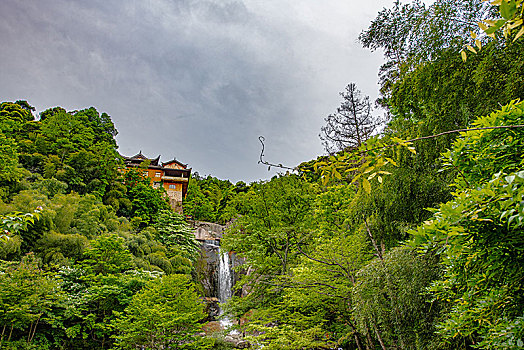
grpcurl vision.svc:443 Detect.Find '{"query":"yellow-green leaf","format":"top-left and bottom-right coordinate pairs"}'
top-left (378, 176), bottom-right (383, 184)
top-left (514, 25), bottom-right (524, 41)
top-left (344, 167), bottom-right (359, 173)
top-left (385, 157), bottom-right (398, 167)
top-left (467, 45), bottom-right (477, 53)
top-left (391, 136), bottom-right (403, 143)
top-left (363, 167), bottom-right (374, 174)
top-left (362, 178), bottom-right (371, 194)
top-left (470, 31), bottom-right (477, 39)
top-left (478, 21), bottom-right (489, 31)
top-left (508, 19), bottom-right (523, 29)
top-left (475, 39), bottom-right (482, 50)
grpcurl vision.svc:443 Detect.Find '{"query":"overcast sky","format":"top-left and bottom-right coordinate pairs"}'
top-left (1, 0), bottom-right (419, 183)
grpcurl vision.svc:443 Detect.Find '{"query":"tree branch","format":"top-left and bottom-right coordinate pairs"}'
top-left (258, 136), bottom-right (296, 171)
top-left (259, 124), bottom-right (524, 171)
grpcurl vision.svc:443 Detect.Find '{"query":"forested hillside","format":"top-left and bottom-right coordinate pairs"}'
top-left (0, 103), bottom-right (212, 349)
top-left (1, 0), bottom-right (523, 349)
top-left (215, 1), bottom-right (524, 349)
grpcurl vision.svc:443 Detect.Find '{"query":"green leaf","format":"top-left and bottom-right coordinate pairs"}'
top-left (500, 0), bottom-right (516, 20)
top-left (485, 19), bottom-right (507, 34)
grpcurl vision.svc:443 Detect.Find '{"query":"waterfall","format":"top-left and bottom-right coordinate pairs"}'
top-left (218, 248), bottom-right (232, 303)
top-left (218, 248), bottom-right (238, 333)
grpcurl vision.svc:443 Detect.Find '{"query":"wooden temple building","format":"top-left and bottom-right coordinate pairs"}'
top-left (122, 152), bottom-right (191, 213)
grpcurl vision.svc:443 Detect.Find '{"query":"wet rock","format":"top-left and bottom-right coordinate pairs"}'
top-left (224, 334), bottom-right (251, 348)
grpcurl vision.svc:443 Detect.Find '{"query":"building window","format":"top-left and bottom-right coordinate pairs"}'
top-left (155, 172), bottom-right (161, 177)
top-left (169, 184), bottom-right (176, 190)
top-left (142, 171), bottom-right (148, 177)
top-left (153, 182), bottom-right (161, 188)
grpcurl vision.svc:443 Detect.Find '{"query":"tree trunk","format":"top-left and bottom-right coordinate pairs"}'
top-left (372, 321), bottom-right (387, 350)
top-left (353, 333), bottom-right (364, 350)
top-left (7, 324), bottom-right (13, 342)
top-left (364, 325), bottom-right (374, 350)
top-left (0, 324), bottom-right (6, 347)
top-left (30, 316), bottom-right (41, 344)
top-left (27, 321), bottom-right (34, 344)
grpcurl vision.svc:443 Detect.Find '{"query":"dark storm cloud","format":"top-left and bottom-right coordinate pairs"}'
top-left (0, 0), bottom-right (393, 182)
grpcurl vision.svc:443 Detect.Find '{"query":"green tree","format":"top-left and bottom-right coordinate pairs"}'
top-left (247, 231), bottom-right (370, 350)
top-left (184, 174), bottom-right (240, 223)
top-left (83, 234), bottom-right (133, 275)
top-left (0, 208), bottom-right (41, 260)
top-left (112, 274), bottom-right (212, 349)
top-left (0, 134), bottom-right (23, 200)
top-left (221, 175), bottom-right (318, 339)
top-left (352, 247), bottom-right (440, 349)
top-left (0, 254), bottom-right (62, 348)
top-left (223, 175), bottom-right (316, 283)
top-left (121, 170), bottom-right (170, 226)
top-left (1, 101), bottom-right (121, 200)
top-left (411, 101), bottom-right (524, 348)
top-left (152, 210), bottom-right (200, 262)
top-left (0, 102), bottom-right (32, 199)
top-left (359, 0), bottom-right (494, 106)
top-left (56, 266), bottom-right (153, 350)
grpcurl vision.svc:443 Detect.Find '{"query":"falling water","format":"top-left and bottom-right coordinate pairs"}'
top-left (218, 248), bottom-right (232, 303)
top-left (218, 248), bottom-right (238, 332)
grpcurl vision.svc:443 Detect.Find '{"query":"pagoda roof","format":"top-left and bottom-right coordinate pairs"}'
top-left (122, 151), bottom-right (161, 166)
top-left (162, 158), bottom-right (188, 168)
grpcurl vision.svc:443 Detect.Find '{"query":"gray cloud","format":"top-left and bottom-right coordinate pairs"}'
top-left (1, 0), bottom-right (397, 182)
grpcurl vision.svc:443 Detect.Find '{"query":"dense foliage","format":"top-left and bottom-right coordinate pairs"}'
top-left (1, 0), bottom-right (522, 349)
top-left (214, 1), bottom-right (524, 349)
top-left (183, 173), bottom-right (250, 224)
top-left (112, 274), bottom-right (213, 349)
top-left (0, 103), bottom-right (210, 349)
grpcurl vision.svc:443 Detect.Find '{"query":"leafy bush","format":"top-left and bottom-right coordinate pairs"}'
top-left (112, 274), bottom-right (212, 349)
top-left (412, 101), bottom-right (524, 348)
